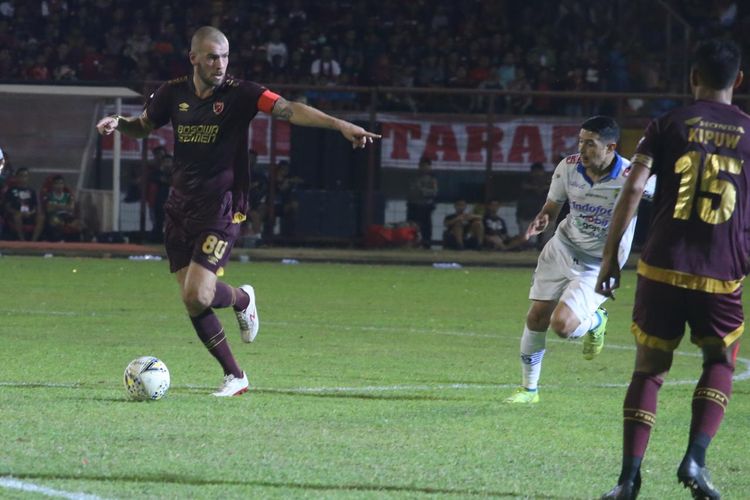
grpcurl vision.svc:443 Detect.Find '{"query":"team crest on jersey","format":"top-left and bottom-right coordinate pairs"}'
top-left (213, 102), bottom-right (224, 115)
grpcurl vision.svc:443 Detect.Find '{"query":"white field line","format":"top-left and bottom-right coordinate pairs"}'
top-left (0, 476), bottom-right (109, 500)
top-left (3, 345), bottom-right (749, 395)
top-left (2, 309), bottom-right (749, 392)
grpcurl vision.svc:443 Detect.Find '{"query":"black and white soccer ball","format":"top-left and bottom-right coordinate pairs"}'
top-left (123, 356), bottom-right (170, 401)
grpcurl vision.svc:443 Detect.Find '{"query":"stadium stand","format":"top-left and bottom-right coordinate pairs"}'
top-left (0, 0), bottom-right (746, 246)
top-left (2, 0), bottom-right (745, 111)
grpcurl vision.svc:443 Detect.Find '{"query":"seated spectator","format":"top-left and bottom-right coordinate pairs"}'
top-left (42, 175), bottom-right (81, 241)
top-left (443, 199), bottom-right (484, 250)
top-left (3, 167), bottom-right (44, 241)
top-left (483, 200), bottom-right (528, 251)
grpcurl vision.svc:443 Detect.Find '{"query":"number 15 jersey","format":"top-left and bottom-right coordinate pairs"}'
top-left (633, 100), bottom-right (750, 291)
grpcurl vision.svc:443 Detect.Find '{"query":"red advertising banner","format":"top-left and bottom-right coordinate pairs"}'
top-left (101, 106), bottom-right (580, 171)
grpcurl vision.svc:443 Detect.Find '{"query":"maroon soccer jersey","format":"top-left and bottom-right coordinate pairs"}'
top-left (633, 100), bottom-right (750, 289)
top-left (145, 76), bottom-right (267, 218)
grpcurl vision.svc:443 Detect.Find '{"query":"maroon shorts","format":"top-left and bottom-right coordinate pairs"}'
top-left (163, 191), bottom-right (241, 274)
top-left (632, 275), bottom-right (744, 350)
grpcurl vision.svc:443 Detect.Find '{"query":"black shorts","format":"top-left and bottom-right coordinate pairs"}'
top-left (163, 191), bottom-right (241, 274)
top-left (631, 275), bottom-right (744, 351)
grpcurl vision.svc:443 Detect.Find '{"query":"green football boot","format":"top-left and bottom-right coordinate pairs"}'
top-left (504, 387), bottom-right (540, 404)
top-left (583, 307), bottom-right (608, 360)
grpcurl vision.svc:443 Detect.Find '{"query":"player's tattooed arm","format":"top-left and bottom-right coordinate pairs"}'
top-left (271, 97), bottom-right (295, 120)
top-left (271, 97), bottom-right (345, 131)
top-left (271, 97), bottom-right (381, 148)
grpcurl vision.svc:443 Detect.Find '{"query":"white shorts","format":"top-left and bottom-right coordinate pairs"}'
top-left (529, 235), bottom-right (607, 322)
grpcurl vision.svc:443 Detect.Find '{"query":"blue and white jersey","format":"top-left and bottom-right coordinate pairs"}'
top-left (548, 152), bottom-right (654, 263)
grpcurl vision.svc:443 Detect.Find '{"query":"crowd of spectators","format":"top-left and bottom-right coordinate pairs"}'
top-left (1, 0), bottom-right (746, 113)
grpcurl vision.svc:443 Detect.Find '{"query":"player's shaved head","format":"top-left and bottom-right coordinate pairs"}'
top-left (191, 26), bottom-right (228, 52)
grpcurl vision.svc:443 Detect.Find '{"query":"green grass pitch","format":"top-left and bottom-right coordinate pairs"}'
top-left (1, 255), bottom-right (748, 499)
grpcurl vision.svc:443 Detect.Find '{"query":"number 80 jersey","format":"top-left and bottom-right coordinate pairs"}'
top-left (633, 100), bottom-right (750, 289)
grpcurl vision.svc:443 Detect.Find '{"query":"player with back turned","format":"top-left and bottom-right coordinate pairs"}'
top-left (596, 39), bottom-right (748, 499)
top-left (97, 26), bottom-right (380, 397)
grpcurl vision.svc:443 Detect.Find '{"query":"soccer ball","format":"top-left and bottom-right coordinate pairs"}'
top-left (123, 356), bottom-right (170, 401)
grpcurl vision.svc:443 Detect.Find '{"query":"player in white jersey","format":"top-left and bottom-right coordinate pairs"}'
top-left (505, 116), bottom-right (655, 404)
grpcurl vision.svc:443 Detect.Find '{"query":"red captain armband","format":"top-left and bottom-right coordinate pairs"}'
top-left (258, 90), bottom-right (281, 114)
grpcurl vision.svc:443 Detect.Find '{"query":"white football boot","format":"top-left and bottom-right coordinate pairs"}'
top-left (212, 372), bottom-right (249, 397)
top-left (235, 284), bottom-right (259, 343)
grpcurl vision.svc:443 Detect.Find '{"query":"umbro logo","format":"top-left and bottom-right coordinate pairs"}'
top-left (178, 102), bottom-right (189, 112)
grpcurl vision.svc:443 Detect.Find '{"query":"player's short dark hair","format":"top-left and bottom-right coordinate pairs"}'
top-left (581, 115), bottom-right (620, 143)
top-left (692, 38), bottom-right (741, 90)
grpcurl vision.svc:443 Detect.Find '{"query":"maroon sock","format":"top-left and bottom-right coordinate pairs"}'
top-left (622, 371), bottom-right (663, 461)
top-left (189, 308), bottom-right (243, 378)
top-left (687, 360), bottom-right (734, 462)
top-left (212, 282), bottom-right (250, 311)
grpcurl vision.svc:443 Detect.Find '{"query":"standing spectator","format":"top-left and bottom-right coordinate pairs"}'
top-left (497, 52), bottom-right (517, 89)
top-left (406, 156), bottom-right (438, 248)
top-left (288, 0), bottom-right (307, 26)
top-left (468, 54), bottom-right (493, 87)
top-left (286, 49), bottom-right (310, 83)
top-left (26, 54), bottom-right (50, 80)
top-left (507, 67), bottom-right (532, 115)
top-left (416, 52), bottom-right (445, 87)
top-left (475, 67), bottom-right (505, 113)
top-left (3, 167), bottom-right (44, 241)
top-left (516, 162), bottom-right (551, 249)
top-left (123, 23), bottom-right (151, 65)
top-left (337, 29), bottom-right (364, 79)
top-left (526, 34), bottom-right (557, 71)
top-left (310, 45), bottom-right (341, 85)
top-left (78, 44), bottom-right (104, 80)
top-left (443, 199), bottom-right (484, 250)
top-left (265, 28), bottom-right (288, 68)
top-left (532, 68), bottom-right (556, 115)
